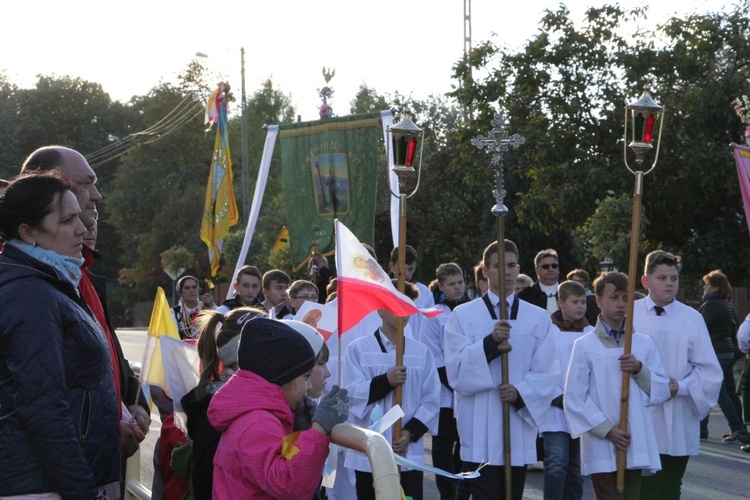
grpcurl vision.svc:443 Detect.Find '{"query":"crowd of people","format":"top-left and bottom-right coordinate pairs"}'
top-left (0, 145), bottom-right (746, 500)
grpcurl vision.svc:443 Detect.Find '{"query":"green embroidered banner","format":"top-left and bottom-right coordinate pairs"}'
top-left (280, 113), bottom-right (382, 265)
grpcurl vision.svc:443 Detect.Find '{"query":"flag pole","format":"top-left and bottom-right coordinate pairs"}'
top-left (617, 85), bottom-right (664, 492)
top-left (471, 114), bottom-right (525, 499)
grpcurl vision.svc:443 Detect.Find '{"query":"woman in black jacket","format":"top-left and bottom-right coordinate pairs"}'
top-left (0, 172), bottom-right (120, 499)
top-left (698, 270), bottom-right (747, 443)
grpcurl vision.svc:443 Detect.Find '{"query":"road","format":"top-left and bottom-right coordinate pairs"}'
top-left (117, 328), bottom-right (750, 499)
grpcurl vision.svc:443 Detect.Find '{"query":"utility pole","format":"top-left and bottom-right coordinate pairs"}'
top-left (463, 0), bottom-right (473, 120)
top-left (241, 47), bottom-right (250, 223)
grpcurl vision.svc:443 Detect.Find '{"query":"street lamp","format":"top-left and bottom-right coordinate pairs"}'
top-left (617, 84), bottom-right (665, 492)
top-left (385, 111), bottom-right (424, 449)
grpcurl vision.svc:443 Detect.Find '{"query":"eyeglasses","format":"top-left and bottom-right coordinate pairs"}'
top-left (539, 263), bottom-right (559, 270)
top-left (292, 295), bottom-right (319, 301)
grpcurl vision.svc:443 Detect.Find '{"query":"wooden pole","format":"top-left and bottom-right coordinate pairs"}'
top-left (393, 192), bottom-right (407, 449)
top-left (495, 215), bottom-right (513, 499)
top-left (616, 170), bottom-right (644, 492)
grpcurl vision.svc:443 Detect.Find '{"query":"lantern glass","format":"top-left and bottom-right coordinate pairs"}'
top-left (390, 112), bottom-right (423, 170)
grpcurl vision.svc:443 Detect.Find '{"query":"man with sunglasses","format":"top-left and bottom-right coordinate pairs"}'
top-left (518, 249), bottom-right (561, 314)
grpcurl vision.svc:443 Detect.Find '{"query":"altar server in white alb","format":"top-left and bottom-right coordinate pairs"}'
top-left (633, 250), bottom-right (721, 500)
top-left (445, 240), bottom-right (559, 500)
top-left (564, 271), bottom-right (670, 500)
top-left (343, 280), bottom-right (440, 500)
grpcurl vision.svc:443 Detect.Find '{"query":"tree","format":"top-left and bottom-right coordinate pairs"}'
top-left (106, 83), bottom-right (211, 300)
top-left (446, 4), bottom-right (750, 293)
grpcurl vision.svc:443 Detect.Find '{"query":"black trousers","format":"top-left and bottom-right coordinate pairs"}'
top-left (639, 454), bottom-right (690, 500)
top-left (432, 407), bottom-right (471, 500)
top-left (355, 469), bottom-right (423, 500)
top-left (461, 462), bottom-right (527, 500)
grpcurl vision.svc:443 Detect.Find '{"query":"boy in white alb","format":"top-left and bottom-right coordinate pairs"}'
top-left (444, 240), bottom-right (559, 500)
top-left (633, 251), bottom-right (721, 500)
top-left (419, 262), bottom-right (471, 500)
top-left (343, 280), bottom-right (439, 500)
top-left (540, 280), bottom-right (594, 500)
top-left (564, 272), bottom-right (670, 500)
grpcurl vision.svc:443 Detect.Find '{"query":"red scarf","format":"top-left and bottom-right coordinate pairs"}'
top-left (79, 247), bottom-right (122, 417)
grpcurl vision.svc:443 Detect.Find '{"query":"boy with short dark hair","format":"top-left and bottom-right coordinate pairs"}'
top-left (564, 272), bottom-right (670, 500)
top-left (474, 263), bottom-right (489, 297)
top-left (540, 280), bottom-right (593, 500)
top-left (262, 269), bottom-right (292, 318)
top-left (218, 265), bottom-right (263, 314)
top-left (445, 240), bottom-right (558, 500)
top-left (633, 250), bottom-right (722, 500)
top-left (286, 280), bottom-right (319, 319)
top-left (389, 245), bottom-right (435, 342)
top-left (343, 280), bottom-right (440, 500)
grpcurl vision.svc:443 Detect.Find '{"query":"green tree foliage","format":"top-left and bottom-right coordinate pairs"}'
top-left (0, 73), bottom-right (19, 178)
top-left (106, 83), bottom-right (210, 298)
top-left (446, 4), bottom-right (750, 291)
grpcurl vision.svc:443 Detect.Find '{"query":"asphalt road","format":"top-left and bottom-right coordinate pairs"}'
top-left (117, 328), bottom-right (750, 499)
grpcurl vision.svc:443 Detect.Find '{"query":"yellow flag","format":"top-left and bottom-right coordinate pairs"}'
top-left (200, 90), bottom-right (239, 276)
top-left (139, 287), bottom-right (181, 392)
top-left (271, 226), bottom-right (290, 253)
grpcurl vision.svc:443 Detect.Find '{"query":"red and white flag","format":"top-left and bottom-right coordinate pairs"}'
top-left (294, 300), bottom-right (338, 341)
top-left (335, 219), bottom-right (441, 336)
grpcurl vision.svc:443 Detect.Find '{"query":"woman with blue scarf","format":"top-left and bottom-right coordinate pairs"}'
top-left (0, 172), bottom-right (120, 499)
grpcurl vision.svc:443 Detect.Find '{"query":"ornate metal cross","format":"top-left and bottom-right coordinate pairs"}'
top-left (471, 114), bottom-right (526, 216)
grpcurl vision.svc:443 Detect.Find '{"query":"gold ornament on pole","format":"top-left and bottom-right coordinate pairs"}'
top-left (471, 113), bottom-right (525, 499)
top-left (617, 84), bottom-right (665, 492)
top-left (385, 111), bottom-right (424, 451)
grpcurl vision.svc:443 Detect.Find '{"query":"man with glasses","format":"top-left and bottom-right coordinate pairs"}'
top-left (518, 248), bottom-right (561, 314)
top-left (285, 279), bottom-right (320, 319)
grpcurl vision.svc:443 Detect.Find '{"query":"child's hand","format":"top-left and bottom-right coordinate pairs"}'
top-left (387, 366), bottom-right (407, 387)
top-left (312, 385), bottom-right (349, 434)
top-left (668, 376), bottom-right (679, 397)
top-left (606, 426), bottom-right (631, 451)
top-left (392, 429), bottom-right (411, 455)
top-left (619, 353), bottom-right (642, 374)
top-left (492, 320), bottom-right (511, 343)
top-left (497, 383), bottom-right (518, 403)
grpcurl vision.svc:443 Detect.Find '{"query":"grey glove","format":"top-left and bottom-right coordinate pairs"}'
top-left (312, 385), bottom-right (349, 434)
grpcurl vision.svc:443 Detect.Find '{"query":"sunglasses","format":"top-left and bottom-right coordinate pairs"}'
top-left (539, 263), bottom-right (559, 270)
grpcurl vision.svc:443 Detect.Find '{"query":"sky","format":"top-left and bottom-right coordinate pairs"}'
top-left (1, 0), bottom-right (741, 122)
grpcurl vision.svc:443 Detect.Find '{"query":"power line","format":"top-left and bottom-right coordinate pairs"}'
top-left (86, 95), bottom-right (205, 169)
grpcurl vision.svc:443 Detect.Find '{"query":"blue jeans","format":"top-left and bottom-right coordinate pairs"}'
top-left (542, 432), bottom-right (584, 500)
top-left (701, 352), bottom-right (744, 435)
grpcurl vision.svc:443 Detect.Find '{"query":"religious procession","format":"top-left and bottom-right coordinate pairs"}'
top-left (2, 4), bottom-right (750, 500)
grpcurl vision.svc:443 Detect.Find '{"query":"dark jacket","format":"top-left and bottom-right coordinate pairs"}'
top-left (518, 281), bottom-right (554, 310)
top-left (86, 248), bottom-right (148, 413)
top-left (699, 293), bottom-right (739, 355)
top-left (182, 384), bottom-right (223, 500)
top-left (0, 245), bottom-right (120, 499)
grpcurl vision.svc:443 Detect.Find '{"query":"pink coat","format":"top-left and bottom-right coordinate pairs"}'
top-left (207, 369), bottom-right (330, 499)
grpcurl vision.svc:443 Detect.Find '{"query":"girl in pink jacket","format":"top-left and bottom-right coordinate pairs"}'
top-left (207, 317), bottom-right (349, 499)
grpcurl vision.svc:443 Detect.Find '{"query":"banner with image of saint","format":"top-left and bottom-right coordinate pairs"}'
top-left (280, 112), bottom-right (382, 265)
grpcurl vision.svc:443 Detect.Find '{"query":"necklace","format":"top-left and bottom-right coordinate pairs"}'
top-left (179, 300), bottom-right (204, 338)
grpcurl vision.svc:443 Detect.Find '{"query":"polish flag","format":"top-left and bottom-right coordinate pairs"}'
top-left (335, 219), bottom-right (441, 336)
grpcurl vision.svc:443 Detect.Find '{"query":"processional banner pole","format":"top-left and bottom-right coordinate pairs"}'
top-left (472, 114), bottom-right (525, 499)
